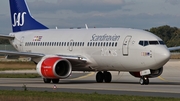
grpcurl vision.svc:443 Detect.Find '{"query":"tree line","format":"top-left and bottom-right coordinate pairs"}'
top-left (0, 25), bottom-right (180, 47)
top-left (147, 25), bottom-right (180, 47)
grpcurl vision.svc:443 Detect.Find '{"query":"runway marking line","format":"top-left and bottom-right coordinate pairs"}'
top-left (158, 76), bottom-right (169, 82)
top-left (70, 72), bottom-right (95, 80)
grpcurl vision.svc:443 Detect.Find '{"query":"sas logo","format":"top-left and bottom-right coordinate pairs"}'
top-left (12, 12), bottom-right (27, 27)
top-left (33, 36), bottom-right (43, 41)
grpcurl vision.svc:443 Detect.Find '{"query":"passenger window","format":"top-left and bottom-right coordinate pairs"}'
top-left (112, 42), bottom-right (114, 47)
top-left (95, 42), bottom-right (97, 46)
top-left (101, 42), bottom-right (103, 46)
top-left (109, 42), bottom-right (111, 46)
top-left (87, 42), bottom-right (89, 46)
top-left (115, 42), bottom-right (117, 47)
top-left (90, 42), bottom-right (92, 46)
top-left (103, 42), bottom-right (106, 46)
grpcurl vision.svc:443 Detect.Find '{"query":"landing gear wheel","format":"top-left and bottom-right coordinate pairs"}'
top-left (139, 77), bottom-right (149, 85)
top-left (144, 77), bottom-right (149, 85)
top-left (104, 72), bottom-right (112, 83)
top-left (139, 78), bottom-right (144, 85)
top-left (43, 78), bottom-right (51, 83)
top-left (96, 71), bottom-right (104, 83)
top-left (52, 79), bottom-right (59, 84)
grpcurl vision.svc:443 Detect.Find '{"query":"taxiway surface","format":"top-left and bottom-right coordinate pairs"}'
top-left (0, 59), bottom-right (180, 98)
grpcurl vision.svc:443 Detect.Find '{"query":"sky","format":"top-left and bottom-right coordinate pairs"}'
top-left (0, 0), bottom-right (180, 33)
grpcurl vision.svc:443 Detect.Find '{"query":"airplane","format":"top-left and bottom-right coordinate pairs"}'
top-left (0, 0), bottom-right (179, 85)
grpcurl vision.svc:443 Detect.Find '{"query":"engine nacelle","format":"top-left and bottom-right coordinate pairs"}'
top-left (129, 67), bottom-right (163, 78)
top-left (36, 57), bottom-right (72, 79)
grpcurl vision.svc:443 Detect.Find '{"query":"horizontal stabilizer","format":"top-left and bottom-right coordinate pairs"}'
top-left (0, 34), bottom-right (14, 40)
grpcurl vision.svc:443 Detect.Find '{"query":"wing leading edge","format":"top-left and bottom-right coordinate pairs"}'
top-left (168, 46), bottom-right (180, 51)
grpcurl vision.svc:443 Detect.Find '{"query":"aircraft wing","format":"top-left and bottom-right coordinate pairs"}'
top-left (0, 34), bottom-right (14, 40)
top-left (0, 50), bottom-right (44, 57)
top-left (168, 46), bottom-right (180, 51)
top-left (0, 50), bottom-right (87, 63)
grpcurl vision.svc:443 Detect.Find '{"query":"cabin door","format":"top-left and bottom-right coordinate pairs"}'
top-left (122, 36), bottom-right (132, 56)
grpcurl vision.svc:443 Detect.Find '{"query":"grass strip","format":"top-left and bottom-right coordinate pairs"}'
top-left (0, 90), bottom-right (179, 101)
top-left (0, 73), bottom-right (40, 78)
top-left (0, 61), bottom-right (35, 71)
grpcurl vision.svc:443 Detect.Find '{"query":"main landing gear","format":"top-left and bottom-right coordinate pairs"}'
top-left (96, 71), bottom-right (112, 83)
top-left (139, 76), bottom-right (149, 85)
top-left (43, 78), bottom-right (60, 84)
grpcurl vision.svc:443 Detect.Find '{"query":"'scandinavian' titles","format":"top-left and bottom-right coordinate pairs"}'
top-left (90, 34), bottom-right (120, 41)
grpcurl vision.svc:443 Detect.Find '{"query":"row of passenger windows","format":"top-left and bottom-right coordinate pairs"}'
top-left (139, 40), bottom-right (165, 46)
top-left (25, 42), bottom-right (85, 47)
top-left (87, 42), bottom-right (118, 47)
top-left (25, 41), bottom-right (118, 47)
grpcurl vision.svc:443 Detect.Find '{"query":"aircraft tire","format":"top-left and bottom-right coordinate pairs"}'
top-left (140, 78), bottom-right (144, 85)
top-left (104, 71), bottom-right (112, 83)
top-left (144, 77), bottom-right (149, 85)
top-left (43, 78), bottom-right (51, 83)
top-left (52, 79), bottom-right (60, 84)
top-left (96, 71), bottom-right (104, 83)
top-left (139, 77), bottom-right (149, 85)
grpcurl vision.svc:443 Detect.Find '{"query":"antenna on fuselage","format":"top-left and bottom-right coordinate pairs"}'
top-left (85, 24), bottom-right (88, 29)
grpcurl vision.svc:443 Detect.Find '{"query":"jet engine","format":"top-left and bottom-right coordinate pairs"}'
top-left (129, 67), bottom-right (163, 78)
top-left (36, 57), bottom-right (72, 79)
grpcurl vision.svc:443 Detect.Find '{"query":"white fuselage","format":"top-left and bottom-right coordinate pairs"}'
top-left (9, 28), bottom-right (170, 72)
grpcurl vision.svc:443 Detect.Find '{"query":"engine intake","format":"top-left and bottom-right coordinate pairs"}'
top-left (37, 57), bottom-right (72, 79)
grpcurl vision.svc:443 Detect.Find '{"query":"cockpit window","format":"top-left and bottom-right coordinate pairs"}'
top-left (149, 41), bottom-right (159, 45)
top-left (139, 41), bottom-right (143, 46)
top-left (159, 41), bottom-right (165, 45)
top-left (139, 40), bottom-right (149, 46)
top-left (144, 41), bottom-right (149, 46)
top-left (139, 40), bottom-right (165, 46)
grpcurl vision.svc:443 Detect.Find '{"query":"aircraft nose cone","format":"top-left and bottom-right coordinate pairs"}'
top-left (155, 47), bottom-right (170, 66)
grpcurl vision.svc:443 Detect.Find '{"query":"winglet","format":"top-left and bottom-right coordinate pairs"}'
top-left (9, 0), bottom-right (48, 32)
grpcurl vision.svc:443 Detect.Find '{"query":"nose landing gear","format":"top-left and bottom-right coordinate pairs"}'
top-left (140, 76), bottom-right (149, 85)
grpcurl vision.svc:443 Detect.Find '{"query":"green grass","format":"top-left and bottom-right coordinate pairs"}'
top-left (0, 90), bottom-right (179, 101)
top-left (0, 61), bottom-right (35, 71)
top-left (0, 73), bottom-right (41, 78)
